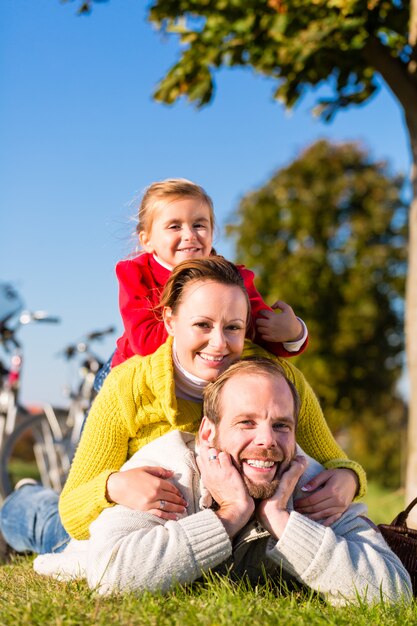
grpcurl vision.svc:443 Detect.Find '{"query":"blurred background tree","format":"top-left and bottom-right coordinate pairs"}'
top-left (227, 140), bottom-right (408, 487)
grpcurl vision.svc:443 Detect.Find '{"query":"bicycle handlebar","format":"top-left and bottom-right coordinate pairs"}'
top-left (59, 326), bottom-right (116, 361)
top-left (19, 311), bottom-right (61, 325)
top-left (85, 326), bottom-right (116, 341)
top-left (33, 315), bottom-right (61, 324)
top-left (0, 311), bottom-right (61, 351)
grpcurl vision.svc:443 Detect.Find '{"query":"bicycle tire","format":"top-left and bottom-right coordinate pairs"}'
top-left (0, 413), bottom-right (71, 498)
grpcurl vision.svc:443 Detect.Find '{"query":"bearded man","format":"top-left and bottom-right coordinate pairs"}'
top-left (33, 358), bottom-right (412, 605)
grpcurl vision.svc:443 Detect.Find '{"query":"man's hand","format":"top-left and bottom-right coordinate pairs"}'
top-left (294, 468), bottom-right (359, 526)
top-left (256, 301), bottom-right (303, 344)
top-left (256, 455), bottom-right (307, 539)
top-left (197, 445), bottom-right (254, 538)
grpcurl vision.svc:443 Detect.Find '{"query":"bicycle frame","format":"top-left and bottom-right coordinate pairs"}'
top-left (0, 322), bottom-right (115, 497)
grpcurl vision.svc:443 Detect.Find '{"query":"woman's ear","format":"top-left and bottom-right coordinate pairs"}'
top-left (139, 230), bottom-right (153, 253)
top-left (199, 416), bottom-right (216, 446)
top-left (163, 306), bottom-right (175, 336)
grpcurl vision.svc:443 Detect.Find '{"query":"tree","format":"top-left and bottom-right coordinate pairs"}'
top-left (228, 139), bottom-right (407, 487)
top-left (74, 0), bottom-right (417, 518)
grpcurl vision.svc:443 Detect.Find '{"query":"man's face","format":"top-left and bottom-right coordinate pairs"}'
top-left (205, 371), bottom-right (297, 499)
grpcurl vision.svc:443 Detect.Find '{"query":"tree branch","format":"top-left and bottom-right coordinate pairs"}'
top-left (362, 36), bottom-right (417, 125)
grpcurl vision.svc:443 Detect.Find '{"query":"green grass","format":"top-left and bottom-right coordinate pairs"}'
top-left (0, 481), bottom-right (414, 625)
top-left (362, 483), bottom-right (406, 525)
top-left (0, 558), bottom-right (415, 626)
top-left (6, 459), bottom-right (43, 485)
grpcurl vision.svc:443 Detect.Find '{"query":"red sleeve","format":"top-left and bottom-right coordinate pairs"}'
top-left (238, 265), bottom-right (308, 358)
top-left (115, 258), bottom-right (168, 359)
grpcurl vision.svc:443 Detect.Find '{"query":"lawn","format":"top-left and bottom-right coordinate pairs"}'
top-left (0, 557), bottom-right (415, 626)
top-left (0, 482), bottom-right (414, 625)
top-left (362, 482), bottom-right (406, 525)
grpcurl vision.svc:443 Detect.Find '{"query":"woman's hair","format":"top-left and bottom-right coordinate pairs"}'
top-left (135, 178), bottom-right (216, 236)
top-left (203, 357), bottom-right (301, 427)
top-left (158, 255), bottom-right (251, 329)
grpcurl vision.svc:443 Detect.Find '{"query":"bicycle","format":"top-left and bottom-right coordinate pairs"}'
top-left (0, 325), bottom-right (115, 498)
top-left (0, 289), bottom-right (61, 498)
top-left (55, 325), bottom-right (116, 460)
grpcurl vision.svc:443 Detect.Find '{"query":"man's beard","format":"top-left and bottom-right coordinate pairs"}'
top-left (213, 437), bottom-right (282, 500)
top-left (243, 475), bottom-right (280, 500)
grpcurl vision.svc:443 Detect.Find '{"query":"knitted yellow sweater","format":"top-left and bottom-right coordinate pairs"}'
top-left (59, 338), bottom-right (367, 540)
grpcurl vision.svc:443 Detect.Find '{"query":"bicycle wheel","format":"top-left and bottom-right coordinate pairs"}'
top-left (0, 413), bottom-right (71, 498)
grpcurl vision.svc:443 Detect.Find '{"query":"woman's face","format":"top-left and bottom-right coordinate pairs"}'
top-left (164, 280), bottom-right (248, 382)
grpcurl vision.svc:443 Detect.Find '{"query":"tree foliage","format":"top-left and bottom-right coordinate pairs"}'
top-left (228, 140), bottom-right (407, 486)
top-left (143, 0), bottom-right (416, 120)
top-left (71, 1), bottom-right (416, 120)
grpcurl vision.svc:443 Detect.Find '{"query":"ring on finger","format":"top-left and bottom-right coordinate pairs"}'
top-left (159, 499), bottom-right (166, 510)
top-left (208, 454), bottom-right (217, 461)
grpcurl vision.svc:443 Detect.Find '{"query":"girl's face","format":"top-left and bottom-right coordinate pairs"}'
top-left (139, 198), bottom-right (213, 268)
top-left (164, 280), bottom-right (248, 382)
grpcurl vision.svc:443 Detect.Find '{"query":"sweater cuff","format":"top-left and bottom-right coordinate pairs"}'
top-left (94, 469), bottom-right (118, 510)
top-left (282, 318), bottom-right (308, 352)
top-left (323, 459), bottom-right (367, 500)
top-left (267, 511), bottom-right (328, 578)
top-left (179, 509), bottom-right (232, 570)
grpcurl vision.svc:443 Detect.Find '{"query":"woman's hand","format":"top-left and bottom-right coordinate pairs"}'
top-left (106, 466), bottom-right (188, 520)
top-left (294, 468), bottom-right (359, 526)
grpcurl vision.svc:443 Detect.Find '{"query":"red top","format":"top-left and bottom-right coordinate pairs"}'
top-left (112, 253), bottom-right (307, 367)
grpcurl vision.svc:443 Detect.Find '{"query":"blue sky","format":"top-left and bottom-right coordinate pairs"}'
top-left (0, 0), bottom-right (411, 407)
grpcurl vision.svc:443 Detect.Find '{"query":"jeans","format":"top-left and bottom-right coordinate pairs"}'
top-left (93, 353), bottom-right (113, 392)
top-left (0, 353), bottom-right (114, 555)
top-left (0, 485), bottom-right (69, 554)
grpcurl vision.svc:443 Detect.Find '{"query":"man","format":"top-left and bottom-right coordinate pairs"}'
top-left (34, 358), bottom-right (412, 605)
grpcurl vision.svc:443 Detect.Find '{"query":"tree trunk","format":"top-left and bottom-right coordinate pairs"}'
top-left (405, 114), bottom-right (417, 528)
top-left (362, 34), bottom-right (417, 526)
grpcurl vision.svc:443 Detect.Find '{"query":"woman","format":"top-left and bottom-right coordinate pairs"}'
top-left (0, 257), bottom-right (365, 553)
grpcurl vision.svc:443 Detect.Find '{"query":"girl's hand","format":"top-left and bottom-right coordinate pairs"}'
top-left (294, 468), bottom-right (359, 526)
top-left (106, 466), bottom-right (188, 520)
top-left (256, 301), bottom-right (303, 344)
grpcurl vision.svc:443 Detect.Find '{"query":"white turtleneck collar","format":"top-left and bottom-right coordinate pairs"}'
top-left (153, 254), bottom-right (173, 272)
top-left (172, 339), bottom-right (208, 401)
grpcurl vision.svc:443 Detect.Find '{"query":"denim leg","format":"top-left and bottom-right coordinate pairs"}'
top-left (73, 353), bottom-right (114, 441)
top-left (93, 353), bottom-right (114, 392)
top-left (0, 485), bottom-right (70, 554)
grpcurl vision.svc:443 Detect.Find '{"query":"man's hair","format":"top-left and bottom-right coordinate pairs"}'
top-left (203, 357), bottom-right (301, 426)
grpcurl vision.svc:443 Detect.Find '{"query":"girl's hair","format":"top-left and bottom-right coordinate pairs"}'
top-left (203, 357), bottom-right (301, 427)
top-left (158, 255), bottom-right (251, 330)
top-left (136, 178), bottom-right (216, 236)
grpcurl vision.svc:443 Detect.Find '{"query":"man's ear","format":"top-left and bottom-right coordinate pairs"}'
top-left (139, 230), bottom-right (154, 253)
top-left (199, 416), bottom-right (216, 446)
top-left (163, 307), bottom-right (175, 336)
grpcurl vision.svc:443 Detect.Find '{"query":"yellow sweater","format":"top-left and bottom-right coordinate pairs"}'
top-left (59, 338), bottom-right (367, 540)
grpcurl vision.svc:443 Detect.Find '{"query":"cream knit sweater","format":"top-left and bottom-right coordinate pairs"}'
top-left (36, 431), bottom-right (410, 605)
